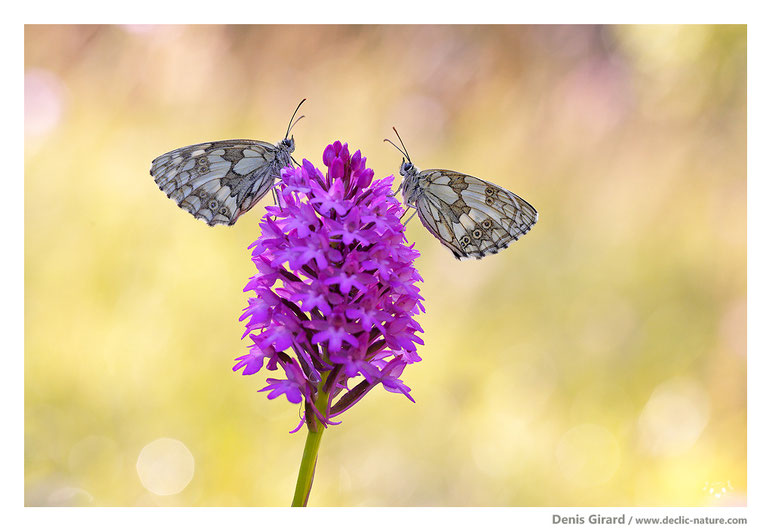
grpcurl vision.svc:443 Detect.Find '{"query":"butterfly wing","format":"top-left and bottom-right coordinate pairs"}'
top-left (413, 170), bottom-right (538, 259)
top-left (150, 139), bottom-right (284, 226)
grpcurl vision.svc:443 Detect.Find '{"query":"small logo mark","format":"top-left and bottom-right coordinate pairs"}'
top-left (703, 480), bottom-right (734, 499)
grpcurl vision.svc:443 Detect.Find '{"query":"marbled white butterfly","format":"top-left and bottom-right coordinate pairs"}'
top-left (150, 99), bottom-right (305, 226)
top-left (386, 128), bottom-right (538, 259)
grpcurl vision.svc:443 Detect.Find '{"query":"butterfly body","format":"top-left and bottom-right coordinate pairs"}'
top-left (397, 159), bottom-right (538, 260)
top-left (150, 138), bottom-right (294, 226)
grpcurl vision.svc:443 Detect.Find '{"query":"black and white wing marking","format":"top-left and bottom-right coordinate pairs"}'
top-left (150, 139), bottom-right (285, 226)
top-left (413, 170), bottom-right (538, 259)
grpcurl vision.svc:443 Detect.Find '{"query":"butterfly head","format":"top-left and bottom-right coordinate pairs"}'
top-left (280, 136), bottom-right (296, 153)
top-left (399, 158), bottom-right (417, 178)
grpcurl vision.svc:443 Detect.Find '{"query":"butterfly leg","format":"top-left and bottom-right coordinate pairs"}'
top-left (401, 208), bottom-right (419, 226)
top-left (389, 180), bottom-right (404, 198)
top-left (271, 185), bottom-right (286, 211)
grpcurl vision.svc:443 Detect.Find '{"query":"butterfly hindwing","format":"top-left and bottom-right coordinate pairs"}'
top-left (150, 139), bottom-right (285, 226)
top-left (413, 169), bottom-right (538, 260)
top-left (414, 192), bottom-right (467, 258)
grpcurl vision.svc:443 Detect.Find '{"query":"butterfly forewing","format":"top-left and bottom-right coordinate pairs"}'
top-left (410, 169), bottom-right (538, 260)
top-left (150, 139), bottom-right (288, 226)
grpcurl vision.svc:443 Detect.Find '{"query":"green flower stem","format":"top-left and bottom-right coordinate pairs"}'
top-left (291, 373), bottom-right (331, 507)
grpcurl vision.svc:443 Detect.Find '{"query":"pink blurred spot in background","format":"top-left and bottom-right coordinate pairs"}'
top-left (25, 68), bottom-right (66, 137)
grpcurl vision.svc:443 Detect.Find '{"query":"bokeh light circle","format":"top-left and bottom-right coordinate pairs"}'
top-left (136, 438), bottom-right (195, 496)
top-left (638, 377), bottom-right (710, 455)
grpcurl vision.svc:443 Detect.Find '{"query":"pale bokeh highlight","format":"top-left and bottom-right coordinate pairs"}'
top-left (136, 438), bottom-right (195, 496)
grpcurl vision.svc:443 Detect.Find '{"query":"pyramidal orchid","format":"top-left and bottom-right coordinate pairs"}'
top-left (233, 141), bottom-right (424, 506)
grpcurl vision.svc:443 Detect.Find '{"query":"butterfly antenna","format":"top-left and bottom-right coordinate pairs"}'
top-left (288, 115), bottom-right (305, 135)
top-left (383, 138), bottom-right (408, 159)
top-left (391, 127), bottom-right (412, 162)
top-left (285, 98), bottom-right (307, 139)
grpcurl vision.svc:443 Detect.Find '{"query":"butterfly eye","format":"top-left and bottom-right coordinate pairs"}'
top-left (472, 229), bottom-right (483, 239)
top-left (460, 236), bottom-right (471, 247)
top-left (485, 187), bottom-right (494, 196)
top-left (219, 207), bottom-right (228, 215)
top-left (482, 220), bottom-right (492, 229)
top-left (485, 197), bottom-right (495, 206)
top-left (208, 199), bottom-right (219, 210)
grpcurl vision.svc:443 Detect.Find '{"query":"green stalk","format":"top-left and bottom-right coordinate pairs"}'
top-left (291, 373), bottom-right (331, 507)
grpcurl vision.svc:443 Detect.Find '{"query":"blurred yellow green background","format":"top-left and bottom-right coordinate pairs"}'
top-left (24, 25), bottom-right (746, 506)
